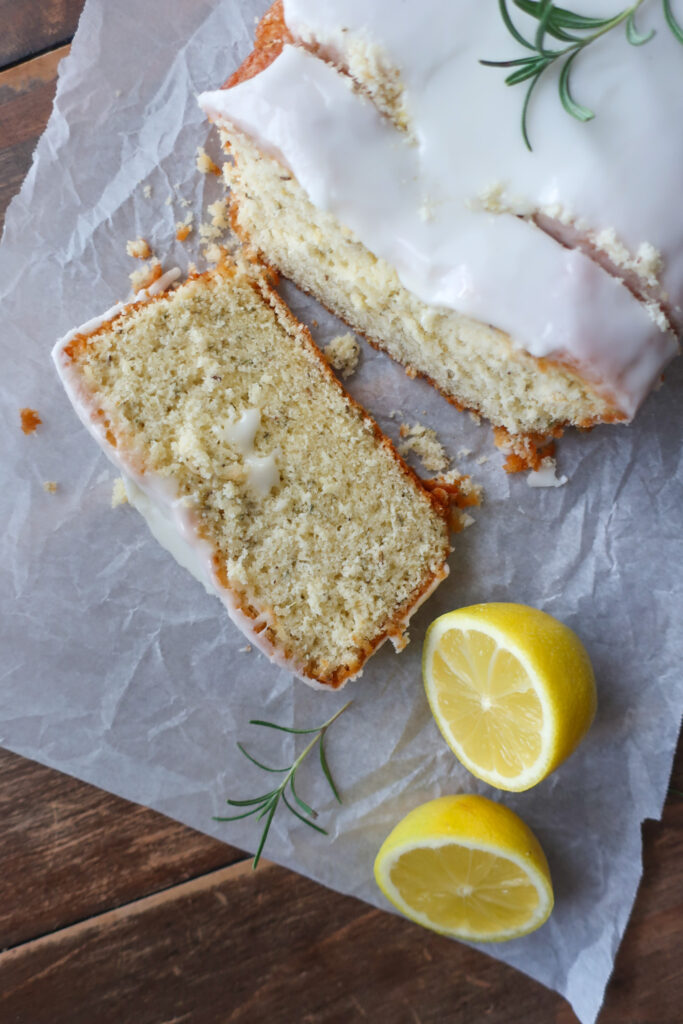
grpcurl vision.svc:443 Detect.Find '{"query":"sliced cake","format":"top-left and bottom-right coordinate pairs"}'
top-left (53, 260), bottom-right (451, 688)
top-left (198, 1), bottom-right (680, 462)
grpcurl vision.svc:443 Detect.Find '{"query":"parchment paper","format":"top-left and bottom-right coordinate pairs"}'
top-left (1, 3), bottom-right (682, 1021)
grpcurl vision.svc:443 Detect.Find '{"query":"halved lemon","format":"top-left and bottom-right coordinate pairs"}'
top-left (423, 603), bottom-right (596, 792)
top-left (374, 794), bottom-right (554, 941)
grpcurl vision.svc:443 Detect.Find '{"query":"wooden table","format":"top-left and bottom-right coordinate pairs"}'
top-left (1, 4), bottom-right (681, 1021)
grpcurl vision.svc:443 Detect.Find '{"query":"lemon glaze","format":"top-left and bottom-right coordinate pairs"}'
top-left (199, 0), bottom-right (682, 417)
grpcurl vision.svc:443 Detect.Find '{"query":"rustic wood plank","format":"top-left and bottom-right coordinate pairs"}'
top-left (0, 0), bottom-right (84, 69)
top-left (0, 47), bottom-right (69, 232)
top-left (0, 748), bottom-right (246, 950)
top-left (0, 785), bottom-right (680, 1024)
top-left (0, 859), bottom-right (569, 1024)
top-left (0, 776), bottom-right (679, 1024)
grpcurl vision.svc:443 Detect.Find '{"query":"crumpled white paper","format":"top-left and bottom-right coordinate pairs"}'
top-left (0, 2), bottom-right (681, 1021)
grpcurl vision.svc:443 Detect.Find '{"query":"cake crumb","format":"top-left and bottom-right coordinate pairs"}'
top-left (423, 469), bottom-right (482, 533)
top-left (20, 408), bottom-right (42, 434)
top-left (199, 220), bottom-right (222, 242)
top-left (208, 198), bottom-right (229, 230)
top-left (143, 184), bottom-right (153, 199)
top-left (165, 194), bottom-right (174, 207)
top-left (43, 481), bottom-right (58, 494)
top-left (175, 213), bottom-right (194, 242)
top-left (239, 644), bottom-right (252, 654)
top-left (130, 258), bottom-right (163, 292)
top-left (111, 478), bottom-right (129, 508)
top-left (203, 242), bottom-right (230, 265)
top-left (398, 422), bottom-right (449, 473)
top-left (324, 333), bottom-right (360, 379)
top-left (476, 455), bottom-right (489, 465)
top-left (196, 146), bottom-right (220, 176)
top-left (456, 448), bottom-right (472, 459)
top-left (126, 237), bottom-right (152, 260)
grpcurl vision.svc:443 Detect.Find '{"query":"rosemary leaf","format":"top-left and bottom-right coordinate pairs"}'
top-left (558, 51), bottom-right (595, 122)
top-left (218, 700), bottom-right (352, 869)
top-left (625, 10), bottom-right (656, 43)
top-left (664, 0), bottom-right (683, 43)
top-left (237, 741), bottom-right (290, 773)
top-left (483, 0), bottom-right (683, 148)
top-left (226, 792), bottom-right (277, 807)
top-left (282, 790), bottom-right (329, 833)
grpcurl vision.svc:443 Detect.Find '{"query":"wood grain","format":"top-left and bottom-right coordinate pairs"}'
top-left (0, 748), bottom-right (245, 950)
top-left (0, 0), bottom-right (84, 69)
top-left (0, 25), bottom-right (682, 1024)
top-left (0, 859), bottom-right (569, 1024)
top-left (0, 47), bottom-right (69, 232)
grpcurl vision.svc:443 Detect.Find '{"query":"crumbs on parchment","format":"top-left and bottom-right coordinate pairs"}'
top-left (111, 478), bottom-right (129, 508)
top-left (196, 146), bottom-right (220, 176)
top-left (126, 237), bottom-right (152, 260)
top-left (324, 333), bottom-right (360, 379)
top-left (20, 408), bottom-right (42, 434)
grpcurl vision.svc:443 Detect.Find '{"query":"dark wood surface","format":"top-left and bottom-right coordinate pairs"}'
top-left (0, 0), bottom-right (83, 68)
top-left (1, 6), bottom-right (682, 1023)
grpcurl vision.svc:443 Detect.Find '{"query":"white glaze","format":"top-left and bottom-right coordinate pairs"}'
top-left (527, 459), bottom-right (568, 489)
top-left (218, 407), bottom-right (280, 495)
top-left (198, 1), bottom-right (683, 416)
top-left (219, 407), bottom-right (261, 453)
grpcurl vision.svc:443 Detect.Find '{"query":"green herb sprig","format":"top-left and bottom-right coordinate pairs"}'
top-left (215, 699), bottom-right (352, 869)
top-left (482, 0), bottom-right (683, 150)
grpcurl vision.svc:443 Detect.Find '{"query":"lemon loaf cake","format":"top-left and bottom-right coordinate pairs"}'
top-left (52, 260), bottom-right (451, 688)
top-left (198, 0), bottom-right (680, 455)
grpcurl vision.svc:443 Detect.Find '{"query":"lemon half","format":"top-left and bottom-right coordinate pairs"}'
top-left (423, 603), bottom-right (597, 792)
top-left (374, 794), bottom-right (554, 942)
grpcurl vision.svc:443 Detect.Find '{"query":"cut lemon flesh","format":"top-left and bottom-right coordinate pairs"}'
top-left (374, 795), bottom-right (554, 942)
top-left (423, 604), bottom-right (597, 792)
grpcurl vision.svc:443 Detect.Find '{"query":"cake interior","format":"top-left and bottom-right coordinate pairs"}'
top-left (62, 265), bottom-right (450, 685)
top-left (224, 128), bottom-right (618, 440)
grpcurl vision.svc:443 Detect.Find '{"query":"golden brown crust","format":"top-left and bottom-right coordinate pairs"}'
top-left (225, 1), bottom-right (291, 89)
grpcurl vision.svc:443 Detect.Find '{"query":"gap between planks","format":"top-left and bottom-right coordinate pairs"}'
top-left (0, 855), bottom-right (262, 960)
top-left (0, 44), bottom-right (70, 95)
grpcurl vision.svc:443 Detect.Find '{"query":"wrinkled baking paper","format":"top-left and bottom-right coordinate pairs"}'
top-left (1, 3), bottom-right (681, 1021)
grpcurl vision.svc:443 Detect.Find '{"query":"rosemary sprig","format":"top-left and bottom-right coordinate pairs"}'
top-left (214, 699), bottom-right (352, 869)
top-left (482, 0), bottom-right (683, 150)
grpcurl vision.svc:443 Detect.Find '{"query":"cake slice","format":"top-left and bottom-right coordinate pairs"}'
top-left (198, 1), bottom-right (680, 463)
top-left (53, 260), bottom-right (451, 688)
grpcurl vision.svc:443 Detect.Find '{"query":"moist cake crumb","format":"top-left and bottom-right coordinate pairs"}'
top-left (43, 481), bottom-right (58, 493)
top-left (324, 333), bottom-right (360, 378)
top-left (126, 238), bottom-right (152, 260)
top-left (398, 421), bottom-right (449, 473)
top-left (54, 260), bottom-right (450, 687)
top-left (176, 214), bottom-right (194, 242)
top-left (208, 198), bottom-right (230, 230)
top-left (129, 258), bottom-right (163, 292)
top-left (196, 146), bottom-right (220, 176)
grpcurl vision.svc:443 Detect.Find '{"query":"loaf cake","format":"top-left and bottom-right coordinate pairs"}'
top-left (198, 0), bottom-right (681, 461)
top-left (52, 260), bottom-right (451, 688)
